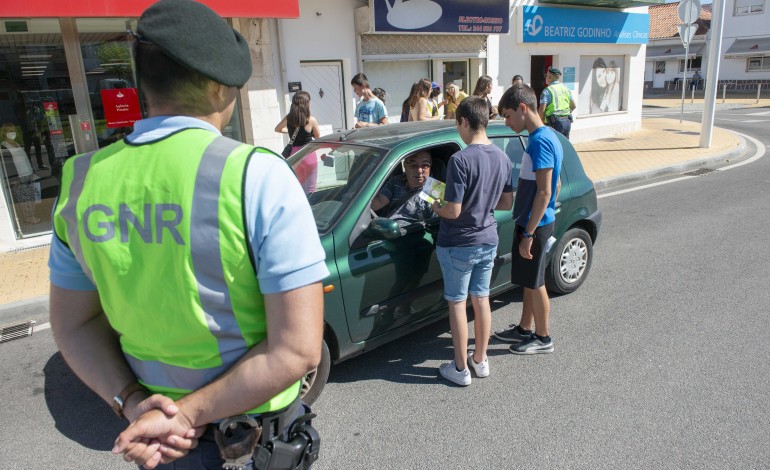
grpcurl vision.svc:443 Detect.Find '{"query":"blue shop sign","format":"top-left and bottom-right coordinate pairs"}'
top-left (522, 6), bottom-right (649, 44)
top-left (373, 0), bottom-right (509, 34)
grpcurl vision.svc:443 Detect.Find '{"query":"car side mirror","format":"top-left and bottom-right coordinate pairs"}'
top-left (366, 217), bottom-right (401, 240)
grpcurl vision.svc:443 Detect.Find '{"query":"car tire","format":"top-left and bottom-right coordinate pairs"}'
top-left (300, 339), bottom-right (330, 405)
top-left (545, 227), bottom-right (593, 295)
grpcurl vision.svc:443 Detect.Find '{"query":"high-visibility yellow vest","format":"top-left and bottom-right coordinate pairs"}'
top-left (544, 82), bottom-right (572, 118)
top-left (53, 129), bottom-right (299, 413)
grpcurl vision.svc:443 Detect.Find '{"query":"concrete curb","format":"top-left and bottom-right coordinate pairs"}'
top-left (0, 296), bottom-right (49, 327)
top-left (593, 130), bottom-right (747, 192)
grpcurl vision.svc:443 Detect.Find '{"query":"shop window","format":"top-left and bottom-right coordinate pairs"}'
top-left (363, 60), bottom-right (431, 123)
top-left (747, 56), bottom-right (770, 71)
top-left (679, 57), bottom-right (702, 73)
top-left (735, 0), bottom-right (764, 15)
top-left (0, 19), bottom-right (73, 238)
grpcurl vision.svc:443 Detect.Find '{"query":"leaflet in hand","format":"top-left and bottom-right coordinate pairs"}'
top-left (418, 176), bottom-right (446, 205)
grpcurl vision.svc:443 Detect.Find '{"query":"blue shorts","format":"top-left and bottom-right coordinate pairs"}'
top-left (436, 244), bottom-right (497, 302)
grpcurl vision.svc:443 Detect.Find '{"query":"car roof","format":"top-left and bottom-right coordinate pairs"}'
top-left (316, 121), bottom-right (527, 148)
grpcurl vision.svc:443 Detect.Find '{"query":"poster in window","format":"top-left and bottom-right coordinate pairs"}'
top-left (579, 56), bottom-right (624, 115)
top-left (101, 88), bottom-right (142, 128)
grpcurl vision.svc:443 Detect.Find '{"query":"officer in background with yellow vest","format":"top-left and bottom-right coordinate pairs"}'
top-left (538, 66), bottom-right (576, 139)
top-left (48, 1), bottom-right (328, 468)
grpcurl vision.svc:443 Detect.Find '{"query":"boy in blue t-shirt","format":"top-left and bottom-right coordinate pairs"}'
top-left (351, 72), bottom-right (389, 128)
top-left (495, 84), bottom-right (563, 355)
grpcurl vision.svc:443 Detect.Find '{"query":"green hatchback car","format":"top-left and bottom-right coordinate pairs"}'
top-left (286, 120), bottom-right (601, 403)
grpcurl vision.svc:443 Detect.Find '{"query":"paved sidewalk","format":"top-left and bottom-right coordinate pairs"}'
top-left (575, 117), bottom-right (742, 185)
top-left (0, 115), bottom-right (751, 323)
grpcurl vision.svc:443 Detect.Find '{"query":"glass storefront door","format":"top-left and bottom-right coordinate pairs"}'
top-left (78, 19), bottom-right (139, 149)
top-left (440, 60), bottom-right (469, 95)
top-left (1, 19), bottom-right (74, 238)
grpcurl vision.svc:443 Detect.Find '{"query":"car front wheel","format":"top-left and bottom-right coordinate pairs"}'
top-left (545, 227), bottom-right (593, 295)
top-left (300, 340), bottom-right (330, 405)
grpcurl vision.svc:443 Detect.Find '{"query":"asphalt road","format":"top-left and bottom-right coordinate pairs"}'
top-left (0, 107), bottom-right (768, 469)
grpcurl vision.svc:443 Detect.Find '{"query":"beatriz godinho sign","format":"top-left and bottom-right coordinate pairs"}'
top-left (521, 6), bottom-right (649, 44)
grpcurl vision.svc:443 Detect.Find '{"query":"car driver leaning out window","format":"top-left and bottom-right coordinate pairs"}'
top-left (370, 150), bottom-right (435, 226)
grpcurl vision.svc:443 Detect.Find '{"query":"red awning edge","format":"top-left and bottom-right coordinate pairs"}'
top-left (1, 0), bottom-right (300, 19)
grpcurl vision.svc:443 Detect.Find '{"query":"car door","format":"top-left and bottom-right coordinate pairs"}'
top-left (488, 134), bottom-right (524, 290)
top-left (335, 146), bottom-right (452, 344)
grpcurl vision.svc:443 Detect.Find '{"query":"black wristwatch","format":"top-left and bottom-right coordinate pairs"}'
top-left (522, 231), bottom-right (534, 239)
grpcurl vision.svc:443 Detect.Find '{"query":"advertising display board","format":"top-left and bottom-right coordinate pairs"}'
top-left (42, 101), bottom-right (69, 160)
top-left (374, 0), bottom-right (509, 34)
top-left (578, 56), bottom-right (624, 115)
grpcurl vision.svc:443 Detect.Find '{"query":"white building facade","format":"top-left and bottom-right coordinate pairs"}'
top-left (645, 0), bottom-right (770, 92)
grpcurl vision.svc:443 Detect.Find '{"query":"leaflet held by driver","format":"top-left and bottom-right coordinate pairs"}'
top-left (419, 176), bottom-right (445, 205)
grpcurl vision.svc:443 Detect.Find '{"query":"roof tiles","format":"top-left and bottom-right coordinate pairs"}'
top-left (649, 2), bottom-right (712, 39)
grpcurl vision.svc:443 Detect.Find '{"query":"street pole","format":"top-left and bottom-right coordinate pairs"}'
top-left (677, 0), bottom-right (700, 123)
top-left (680, 41), bottom-right (689, 123)
top-left (700, 0), bottom-right (725, 148)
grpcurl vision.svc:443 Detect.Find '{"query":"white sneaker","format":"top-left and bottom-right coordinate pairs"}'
top-left (439, 360), bottom-right (471, 386)
top-left (467, 350), bottom-right (490, 378)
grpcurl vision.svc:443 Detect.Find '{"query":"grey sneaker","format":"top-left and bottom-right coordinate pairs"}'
top-left (467, 351), bottom-right (489, 378)
top-left (509, 335), bottom-right (554, 355)
top-left (439, 360), bottom-right (471, 386)
top-left (493, 324), bottom-right (533, 343)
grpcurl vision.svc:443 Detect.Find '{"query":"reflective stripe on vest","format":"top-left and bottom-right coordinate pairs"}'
top-left (544, 83), bottom-right (571, 117)
top-left (53, 132), bottom-right (299, 412)
top-left (190, 137), bottom-right (249, 363)
top-left (58, 150), bottom-right (98, 285)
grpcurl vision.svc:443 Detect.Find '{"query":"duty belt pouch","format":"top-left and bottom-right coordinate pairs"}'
top-left (252, 401), bottom-right (321, 470)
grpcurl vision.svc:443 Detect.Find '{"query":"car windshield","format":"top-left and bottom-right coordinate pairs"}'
top-left (286, 142), bottom-right (387, 233)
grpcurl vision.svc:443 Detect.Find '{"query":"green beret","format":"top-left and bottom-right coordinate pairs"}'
top-left (548, 66), bottom-right (562, 76)
top-left (137, 0), bottom-right (251, 87)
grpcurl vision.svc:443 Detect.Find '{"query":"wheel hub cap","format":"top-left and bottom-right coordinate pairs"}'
top-left (560, 239), bottom-right (587, 283)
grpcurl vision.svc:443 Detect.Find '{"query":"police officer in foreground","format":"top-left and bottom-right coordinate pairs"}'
top-left (538, 66), bottom-right (576, 139)
top-left (48, 0), bottom-right (328, 468)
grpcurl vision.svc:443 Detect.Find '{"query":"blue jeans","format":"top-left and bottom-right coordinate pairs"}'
top-left (436, 244), bottom-right (497, 302)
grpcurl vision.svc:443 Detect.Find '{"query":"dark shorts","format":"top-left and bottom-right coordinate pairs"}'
top-left (510, 222), bottom-right (555, 289)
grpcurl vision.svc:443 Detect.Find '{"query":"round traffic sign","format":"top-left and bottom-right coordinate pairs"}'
top-left (678, 0), bottom-right (702, 24)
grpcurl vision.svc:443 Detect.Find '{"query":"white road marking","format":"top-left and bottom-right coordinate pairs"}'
top-left (599, 130), bottom-right (766, 199)
top-left (34, 322), bottom-right (51, 332)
